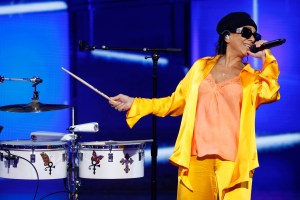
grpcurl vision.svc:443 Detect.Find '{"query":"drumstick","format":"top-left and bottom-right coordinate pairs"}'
top-left (61, 67), bottom-right (112, 101)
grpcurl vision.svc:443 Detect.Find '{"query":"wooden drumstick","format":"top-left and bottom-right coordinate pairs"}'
top-left (61, 67), bottom-right (112, 101)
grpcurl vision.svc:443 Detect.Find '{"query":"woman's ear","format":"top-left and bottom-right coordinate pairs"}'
top-left (221, 30), bottom-right (230, 43)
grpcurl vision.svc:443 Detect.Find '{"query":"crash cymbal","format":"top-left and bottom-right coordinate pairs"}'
top-left (0, 100), bottom-right (72, 113)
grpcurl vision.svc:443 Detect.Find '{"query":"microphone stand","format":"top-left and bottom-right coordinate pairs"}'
top-left (146, 52), bottom-right (159, 200)
top-left (78, 40), bottom-right (181, 200)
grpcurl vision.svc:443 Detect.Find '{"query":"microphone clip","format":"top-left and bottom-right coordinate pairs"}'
top-left (79, 40), bottom-right (96, 51)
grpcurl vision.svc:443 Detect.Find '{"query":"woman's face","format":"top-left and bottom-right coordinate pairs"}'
top-left (227, 26), bottom-right (257, 56)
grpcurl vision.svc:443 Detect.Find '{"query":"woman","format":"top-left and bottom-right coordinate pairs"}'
top-left (109, 12), bottom-right (280, 200)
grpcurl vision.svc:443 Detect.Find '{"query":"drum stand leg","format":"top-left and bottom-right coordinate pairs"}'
top-left (67, 137), bottom-right (80, 200)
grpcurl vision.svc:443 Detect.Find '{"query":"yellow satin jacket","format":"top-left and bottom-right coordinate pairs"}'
top-left (126, 50), bottom-right (280, 192)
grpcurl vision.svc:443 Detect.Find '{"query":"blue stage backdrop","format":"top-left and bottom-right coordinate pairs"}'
top-left (0, 6), bottom-right (71, 140)
top-left (0, 0), bottom-right (299, 200)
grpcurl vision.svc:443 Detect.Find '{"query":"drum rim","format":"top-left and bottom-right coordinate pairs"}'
top-left (0, 140), bottom-right (67, 149)
top-left (79, 144), bottom-right (143, 149)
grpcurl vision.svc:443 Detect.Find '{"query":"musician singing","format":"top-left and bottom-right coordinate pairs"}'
top-left (109, 11), bottom-right (280, 200)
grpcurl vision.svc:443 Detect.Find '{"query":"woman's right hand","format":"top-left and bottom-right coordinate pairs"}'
top-left (109, 94), bottom-right (134, 112)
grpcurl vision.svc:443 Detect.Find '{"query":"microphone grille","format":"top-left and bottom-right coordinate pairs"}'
top-left (249, 45), bottom-right (259, 53)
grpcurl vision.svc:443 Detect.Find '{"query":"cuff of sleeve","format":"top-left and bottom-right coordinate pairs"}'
top-left (261, 50), bottom-right (280, 77)
top-left (126, 98), bottom-right (153, 128)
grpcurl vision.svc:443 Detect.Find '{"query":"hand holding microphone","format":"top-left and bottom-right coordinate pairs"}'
top-left (250, 38), bottom-right (286, 53)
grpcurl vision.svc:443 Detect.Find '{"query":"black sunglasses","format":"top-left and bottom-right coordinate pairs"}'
top-left (236, 27), bottom-right (261, 41)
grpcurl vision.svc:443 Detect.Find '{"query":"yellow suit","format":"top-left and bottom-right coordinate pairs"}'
top-left (126, 50), bottom-right (280, 195)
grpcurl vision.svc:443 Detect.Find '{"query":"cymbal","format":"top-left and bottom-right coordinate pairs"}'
top-left (0, 101), bottom-right (72, 113)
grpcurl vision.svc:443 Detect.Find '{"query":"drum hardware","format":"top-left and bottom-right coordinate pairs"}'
top-left (67, 130), bottom-right (80, 200)
top-left (3, 151), bottom-right (19, 169)
top-left (139, 144), bottom-right (145, 161)
top-left (108, 145), bottom-right (113, 162)
top-left (31, 131), bottom-right (67, 142)
top-left (78, 152), bottom-right (83, 161)
top-left (67, 122), bottom-right (99, 133)
top-left (63, 152), bottom-right (67, 162)
top-left (65, 122), bottom-right (100, 199)
top-left (31, 148), bottom-right (36, 163)
top-left (0, 75), bottom-right (42, 85)
top-left (0, 76), bottom-right (72, 113)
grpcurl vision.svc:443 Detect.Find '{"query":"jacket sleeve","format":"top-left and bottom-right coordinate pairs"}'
top-left (254, 50), bottom-right (280, 107)
top-left (125, 59), bottom-right (202, 128)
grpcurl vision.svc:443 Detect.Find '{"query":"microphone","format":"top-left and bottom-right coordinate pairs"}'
top-left (67, 122), bottom-right (99, 132)
top-left (250, 38), bottom-right (286, 53)
top-left (78, 40), bottom-right (95, 51)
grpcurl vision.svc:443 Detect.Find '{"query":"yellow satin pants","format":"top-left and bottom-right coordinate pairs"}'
top-left (177, 156), bottom-right (253, 200)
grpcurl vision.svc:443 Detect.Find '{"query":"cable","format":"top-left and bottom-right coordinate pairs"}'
top-left (38, 190), bottom-right (68, 200)
top-left (39, 160), bottom-right (76, 199)
top-left (2, 150), bottom-right (40, 200)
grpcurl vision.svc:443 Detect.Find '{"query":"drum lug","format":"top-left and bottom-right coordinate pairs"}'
top-left (30, 154), bottom-right (36, 163)
top-left (139, 151), bottom-right (145, 161)
top-left (139, 144), bottom-right (145, 161)
top-left (31, 147), bottom-right (36, 163)
top-left (108, 152), bottom-right (113, 162)
top-left (13, 157), bottom-right (19, 167)
top-left (108, 145), bottom-right (113, 162)
top-left (62, 153), bottom-right (67, 162)
top-left (78, 152), bottom-right (83, 161)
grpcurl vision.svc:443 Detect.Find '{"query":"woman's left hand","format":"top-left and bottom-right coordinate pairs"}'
top-left (247, 40), bottom-right (268, 60)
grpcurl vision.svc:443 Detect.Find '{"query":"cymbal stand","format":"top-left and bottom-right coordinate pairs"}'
top-left (0, 76), bottom-right (42, 85)
top-left (0, 75), bottom-right (43, 103)
top-left (68, 136), bottom-right (80, 200)
top-left (67, 107), bottom-right (80, 200)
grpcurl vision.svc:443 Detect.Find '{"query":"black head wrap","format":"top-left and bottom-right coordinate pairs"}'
top-left (216, 12), bottom-right (257, 35)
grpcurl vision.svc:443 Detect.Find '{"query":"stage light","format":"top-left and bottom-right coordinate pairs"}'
top-left (0, 1), bottom-right (67, 15)
top-left (256, 133), bottom-right (300, 151)
top-left (91, 50), bottom-right (169, 67)
top-left (144, 133), bottom-right (300, 165)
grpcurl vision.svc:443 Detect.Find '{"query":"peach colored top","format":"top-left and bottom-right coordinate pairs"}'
top-left (191, 73), bottom-right (242, 161)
